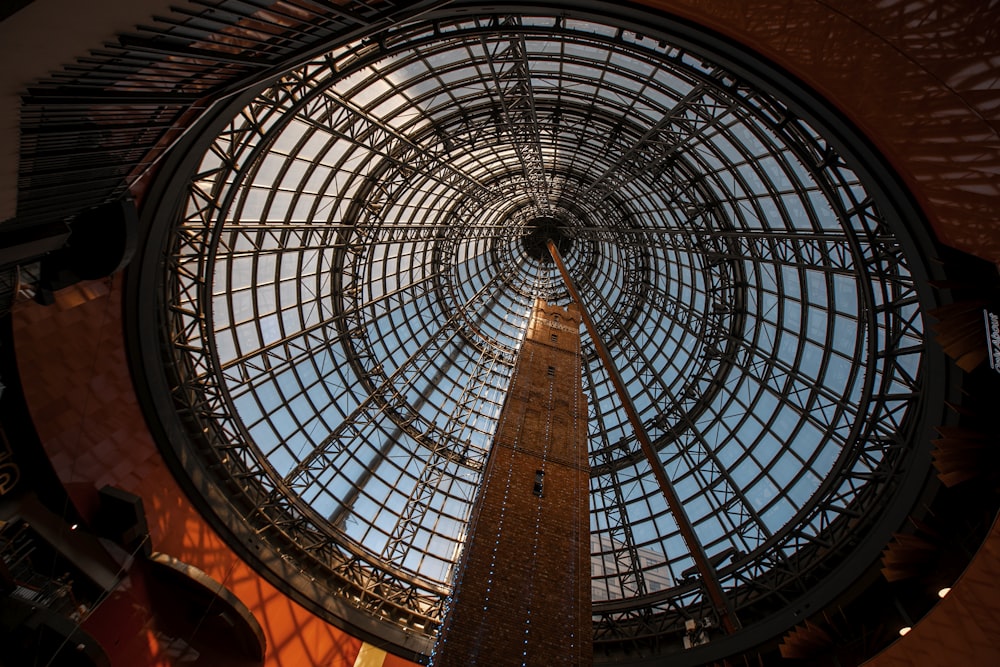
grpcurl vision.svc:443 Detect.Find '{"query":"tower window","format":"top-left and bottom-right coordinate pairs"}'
top-left (533, 470), bottom-right (544, 497)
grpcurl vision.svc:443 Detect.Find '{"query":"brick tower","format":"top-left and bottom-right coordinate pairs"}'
top-left (433, 299), bottom-right (591, 666)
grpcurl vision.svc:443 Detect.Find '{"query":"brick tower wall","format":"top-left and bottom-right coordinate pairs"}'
top-left (433, 299), bottom-right (591, 667)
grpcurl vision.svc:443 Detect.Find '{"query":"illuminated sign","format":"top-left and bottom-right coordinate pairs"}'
top-left (986, 309), bottom-right (1000, 374)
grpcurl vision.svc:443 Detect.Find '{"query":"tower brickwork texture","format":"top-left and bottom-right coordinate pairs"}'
top-left (433, 299), bottom-right (591, 666)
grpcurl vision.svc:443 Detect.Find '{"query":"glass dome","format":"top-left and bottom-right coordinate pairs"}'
top-left (135, 5), bottom-right (940, 661)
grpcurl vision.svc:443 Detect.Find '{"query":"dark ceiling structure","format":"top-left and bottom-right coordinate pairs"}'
top-left (126, 2), bottom-right (960, 662)
top-left (4, 1), bottom-right (1000, 666)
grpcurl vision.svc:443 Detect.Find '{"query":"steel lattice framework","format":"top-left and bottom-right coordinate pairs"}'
top-left (129, 5), bottom-right (948, 663)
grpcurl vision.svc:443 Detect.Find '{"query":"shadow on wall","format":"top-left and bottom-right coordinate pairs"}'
top-left (11, 277), bottom-right (377, 667)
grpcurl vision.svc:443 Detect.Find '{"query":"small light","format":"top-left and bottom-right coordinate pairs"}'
top-left (898, 626), bottom-right (911, 636)
top-left (70, 524), bottom-right (79, 530)
top-left (937, 587), bottom-right (951, 598)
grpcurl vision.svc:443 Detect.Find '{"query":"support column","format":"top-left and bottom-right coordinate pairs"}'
top-left (433, 299), bottom-right (591, 666)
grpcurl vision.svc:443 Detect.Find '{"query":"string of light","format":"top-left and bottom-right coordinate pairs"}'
top-left (429, 327), bottom-right (532, 665)
top-left (520, 335), bottom-right (556, 666)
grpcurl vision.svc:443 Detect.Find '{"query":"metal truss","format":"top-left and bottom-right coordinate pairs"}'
top-left (383, 341), bottom-right (512, 577)
top-left (479, 16), bottom-right (554, 213)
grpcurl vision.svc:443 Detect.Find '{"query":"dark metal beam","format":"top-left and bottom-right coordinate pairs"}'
top-left (547, 238), bottom-right (739, 634)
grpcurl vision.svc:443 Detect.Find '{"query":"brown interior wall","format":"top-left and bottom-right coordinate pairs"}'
top-left (11, 276), bottom-right (388, 667)
top-left (862, 515), bottom-right (1000, 667)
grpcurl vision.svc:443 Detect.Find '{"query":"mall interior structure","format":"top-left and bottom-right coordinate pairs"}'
top-left (1, 1), bottom-right (999, 666)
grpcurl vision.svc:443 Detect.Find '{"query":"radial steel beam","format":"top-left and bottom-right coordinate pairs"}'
top-left (480, 17), bottom-right (554, 212)
top-left (547, 239), bottom-right (739, 635)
